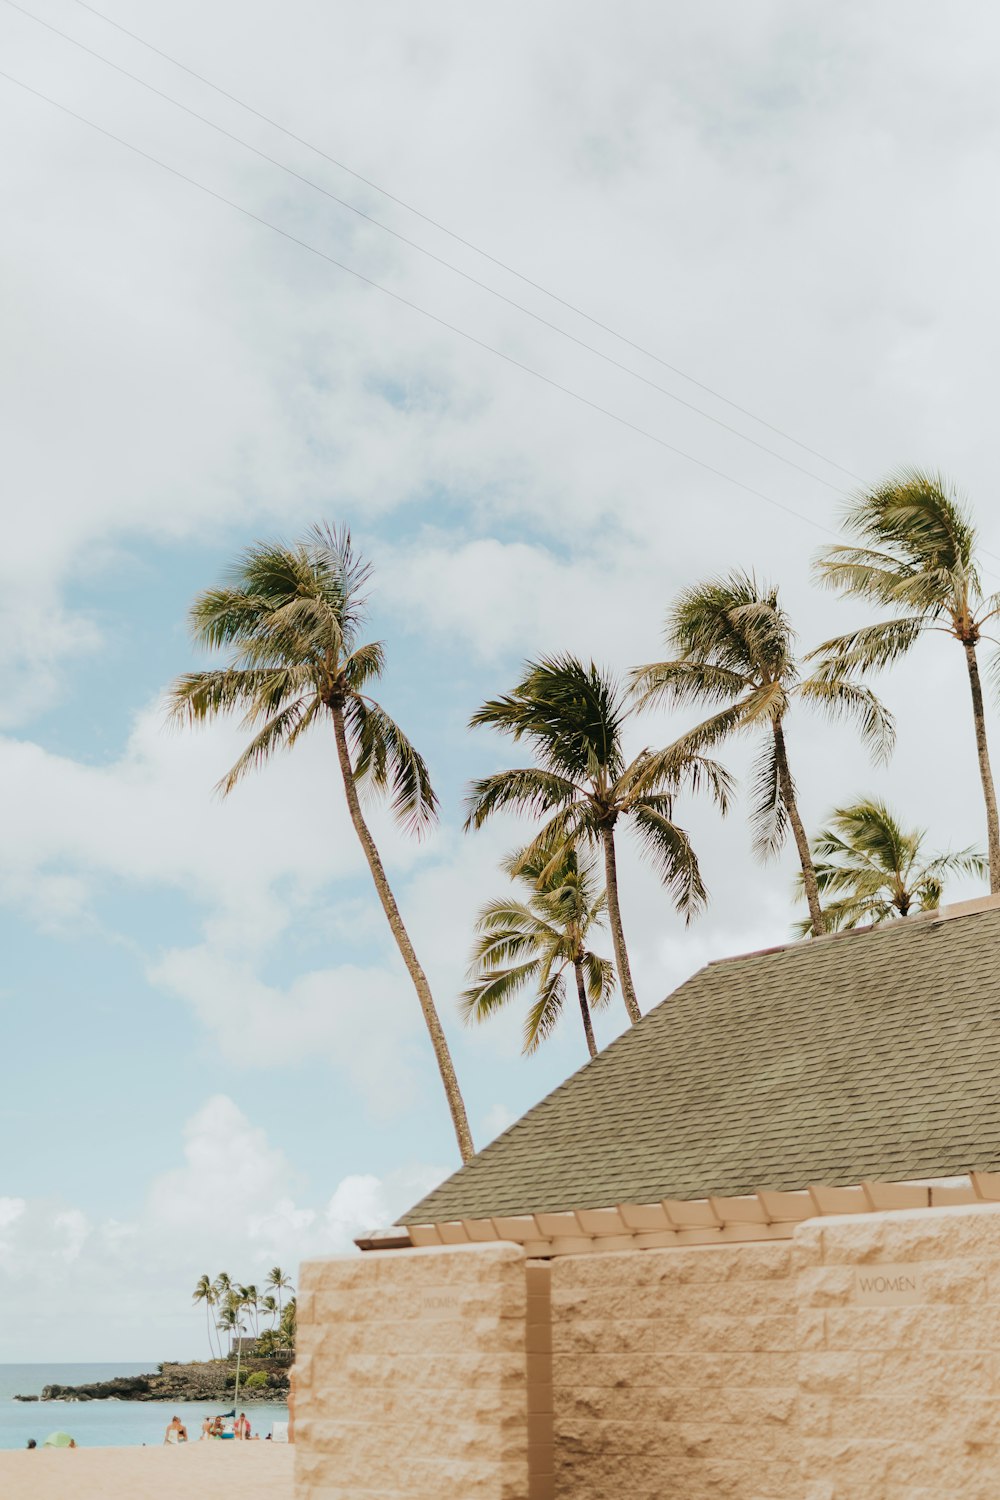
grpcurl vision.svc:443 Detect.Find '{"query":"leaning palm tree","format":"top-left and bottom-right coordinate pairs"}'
top-left (462, 846), bottom-right (615, 1059)
top-left (795, 799), bottom-right (987, 934)
top-left (467, 655), bottom-right (732, 1023)
top-left (631, 572), bottom-right (894, 937)
top-left (813, 470), bottom-right (1000, 890)
top-left (168, 525), bottom-right (473, 1162)
top-left (259, 1294), bottom-right (279, 1330)
top-left (216, 1303), bottom-right (240, 1357)
top-left (192, 1274), bottom-right (219, 1360)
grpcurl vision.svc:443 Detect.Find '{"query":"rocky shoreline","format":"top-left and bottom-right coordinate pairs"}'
top-left (14, 1359), bottom-right (290, 1405)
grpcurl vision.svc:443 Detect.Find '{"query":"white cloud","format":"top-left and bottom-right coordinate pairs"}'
top-left (0, 1095), bottom-right (447, 1362)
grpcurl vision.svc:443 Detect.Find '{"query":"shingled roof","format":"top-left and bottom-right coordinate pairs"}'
top-left (404, 897), bottom-right (1000, 1226)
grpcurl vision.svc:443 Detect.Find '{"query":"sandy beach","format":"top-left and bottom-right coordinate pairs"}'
top-left (0, 1441), bottom-right (294, 1499)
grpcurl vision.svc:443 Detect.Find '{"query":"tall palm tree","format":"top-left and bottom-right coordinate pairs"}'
top-left (631, 572), bottom-right (894, 937)
top-left (462, 847), bottom-right (615, 1059)
top-left (813, 470), bottom-right (1000, 890)
top-left (467, 654), bottom-right (732, 1023)
top-left (259, 1294), bottom-right (279, 1330)
top-left (168, 525), bottom-right (474, 1163)
top-left (266, 1267), bottom-right (293, 1321)
top-left (192, 1274), bottom-right (219, 1360)
top-left (795, 799), bottom-right (987, 934)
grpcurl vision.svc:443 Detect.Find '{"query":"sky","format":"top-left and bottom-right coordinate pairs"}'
top-left (3, 0), bottom-right (1000, 1360)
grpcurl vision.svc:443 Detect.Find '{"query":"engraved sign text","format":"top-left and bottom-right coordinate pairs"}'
top-left (852, 1263), bottom-right (922, 1306)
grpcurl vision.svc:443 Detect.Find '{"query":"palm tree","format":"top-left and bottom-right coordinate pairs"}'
top-left (631, 572), bottom-right (894, 937)
top-left (239, 1284), bottom-right (260, 1339)
top-left (265, 1267), bottom-right (293, 1321)
top-left (216, 1303), bottom-right (240, 1357)
top-left (467, 654), bottom-right (732, 1023)
top-left (462, 846), bottom-right (615, 1059)
top-left (813, 470), bottom-right (1000, 890)
top-left (192, 1274), bottom-right (219, 1360)
top-left (795, 798), bottom-right (987, 934)
top-left (168, 525), bottom-right (474, 1162)
top-left (259, 1294), bottom-right (279, 1330)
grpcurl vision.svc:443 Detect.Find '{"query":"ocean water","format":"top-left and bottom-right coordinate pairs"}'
top-left (0, 1364), bottom-right (288, 1450)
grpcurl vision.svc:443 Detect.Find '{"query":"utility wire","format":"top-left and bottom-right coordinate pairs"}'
top-left (65, 0), bottom-right (862, 486)
top-left (0, 67), bottom-right (836, 543)
top-left (3, 0), bottom-right (846, 498)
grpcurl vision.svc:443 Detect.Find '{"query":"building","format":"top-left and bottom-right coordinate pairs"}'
top-left (294, 894), bottom-right (1000, 1499)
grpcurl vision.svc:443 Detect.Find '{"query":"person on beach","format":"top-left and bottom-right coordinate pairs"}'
top-left (25, 1440), bottom-right (36, 1450)
top-left (200, 1416), bottom-right (212, 1440)
top-left (164, 1415), bottom-right (188, 1444)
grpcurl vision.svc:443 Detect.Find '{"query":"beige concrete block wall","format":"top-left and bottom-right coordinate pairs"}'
top-left (294, 1241), bottom-right (529, 1500)
top-left (796, 1203), bottom-right (1000, 1500)
top-left (551, 1239), bottom-right (799, 1499)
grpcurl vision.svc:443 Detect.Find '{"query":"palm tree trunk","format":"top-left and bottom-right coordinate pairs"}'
top-left (332, 708), bottom-right (475, 1163)
top-left (573, 960), bottom-right (598, 1059)
top-left (772, 719), bottom-right (824, 937)
top-left (962, 640), bottom-right (1000, 893)
top-left (601, 825), bottom-right (642, 1024)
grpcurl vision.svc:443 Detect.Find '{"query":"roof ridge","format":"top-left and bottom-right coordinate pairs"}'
top-left (705, 892), bottom-right (1000, 970)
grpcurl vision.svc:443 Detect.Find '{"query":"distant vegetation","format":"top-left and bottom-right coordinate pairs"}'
top-left (172, 470), bottom-right (999, 1158)
top-left (192, 1268), bottom-right (295, 1358)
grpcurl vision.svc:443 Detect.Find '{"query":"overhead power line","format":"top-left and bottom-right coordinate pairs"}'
top-left (0, 66), bottom-right (836, 543)
top-left (3, 0), bottom-right (845, 498)
top-left (64, 0), bottom-right (863, 487)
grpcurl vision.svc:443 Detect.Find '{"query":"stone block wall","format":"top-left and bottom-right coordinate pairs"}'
top-left (294, 1242), bottom-right (528, 1500)
top-left (550, 1239), bottom-right (799, 1498)
top-left (795, 1204), bottom-right (1000, 1500)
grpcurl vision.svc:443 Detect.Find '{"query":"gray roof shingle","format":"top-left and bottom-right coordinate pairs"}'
top-left (404, 903), bottom-right (1000, 1224)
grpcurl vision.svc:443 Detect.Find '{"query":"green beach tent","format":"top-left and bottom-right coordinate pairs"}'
top-left (43, 1432), bottom-right (76, 1447)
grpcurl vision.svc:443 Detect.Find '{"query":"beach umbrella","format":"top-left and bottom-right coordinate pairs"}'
top-left (43, 1432), bottom-right (76, 1447)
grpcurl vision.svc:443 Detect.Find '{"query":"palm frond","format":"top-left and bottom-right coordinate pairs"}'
top-left (522, 970), bottom-right (568, 1054)
top-left (808, 616), bottom-right (925, 676)
top-left (460, 959), bottom-right (542, 1024)
top-left (748, 739), bottom-right (789, 861)
top-left (167, 667), bottom-right (311, 725)
top-left (581, 949), bottom-right (616, 1008)
top-left (470, 655), bottom-right (626, 782)
top-left (629, 803), bottom-right (707, 916)
top-left (798, 677), bottom-right (895, 763)
top-left (630, 659), bottom-right (750, 711)
top-left (347, 698), bottom-right (438, 835)
top-left (464, 768), bottom-right (581, 831)
top-left (216, 697), bottom-right (317, 795)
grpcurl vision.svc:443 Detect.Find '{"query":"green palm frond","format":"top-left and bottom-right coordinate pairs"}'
top-left (748, 739), bottom-right (788, 862)
top-left (460, 959), bottom-right (543, 1025)
top-left (522, 969), bottom-right (568, 1053)
top-left (582, 950), bottom-right (616, 1008)
top-left (471, 655), bottom-right (627, 783)
top-left (808, 616), bottom-right (925, 676)
top-left (798, 676), bottom-right (896, 763)
top-left (630, 658), bottom-right (751, 710)
top-left (464, 768), bottom-right (581, 831)
top-left (630, 803), bottom-right (707, 916)
top-left (217, 697), bottom-right (318, 795)
top-left (347, 697), bottom-right (437, 834)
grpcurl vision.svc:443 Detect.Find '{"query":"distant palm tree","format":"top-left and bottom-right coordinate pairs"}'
top-left (259, 1294), bottom-right (279, 1330)
top-left (239, 1284), bottom-right (260, 1338)
top-left (216, 1303), bottom-right (240, 1357)
top-left (168, 525), bottom-right (473, 1162)
top-left (462, 846), bottom-right (615, 1059)
top-left (795, 799), bottom-right (987, 935)
top-left (192, 1274), bottom-right (219, 1359)
top-left (813, 470), bottom-right (999, 890)
top-left (266, 1267), bottom-right (293, 1320)
top-left (632, 572), bottom-right (894, 937)
top-left (467, 654), bottom-right (732, 1024)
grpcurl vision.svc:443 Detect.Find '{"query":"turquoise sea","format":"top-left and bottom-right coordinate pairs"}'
top-left (0, 1364), bottom-right (288, 1449)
